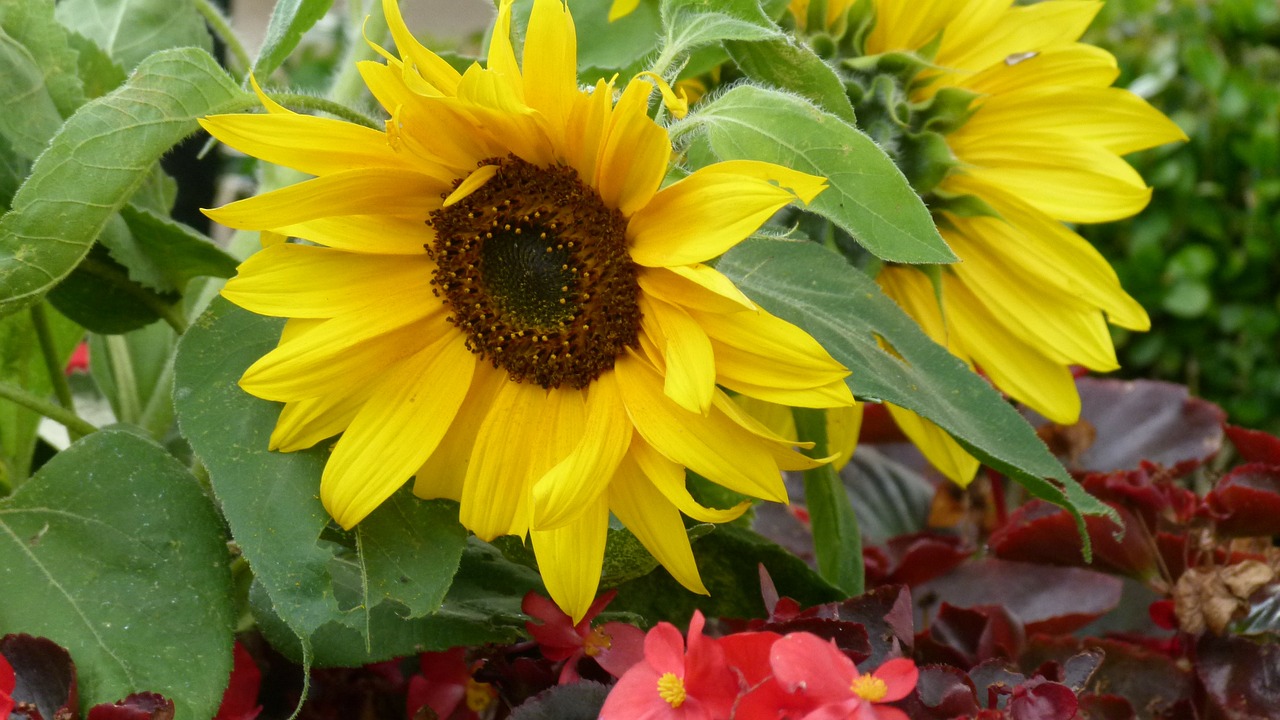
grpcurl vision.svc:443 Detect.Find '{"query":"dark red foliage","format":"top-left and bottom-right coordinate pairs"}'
top-left (1007, 677), bottom-right (1078, 720)
top-left (2, 652), bottom-right (15, 720)
top-left (1, 634), bottom-right (78, 720)
top-left (213, 643), bottom-right (262, 720)
top-left (85, 693), bottom-right (174, 720)
top-left (989, 500), bottom-right (1162, 582)
top-left (1196, 634), bottom-right (1280, 720)
top-left (1225, 424), bottom-right (1280, 464)
top-left (1200, 463), bottom-right (1280, 537)
top-left (1081, 464), bottom-right (1200, 528)
top-left (837, 585), bottom-right (915, 668)
top-left (895, 665), bottom-right (980, 720)
top-left (863, 532), bottom-right (975, 589)
top-left (916, 603), bottom-right (1025, 670)
top-left (1022, 636), bottom-right (1193, 718)
top-left (917, 559), bottom-right (1123, 635)
top-left (1076, 694), bottom-right (1136, 720)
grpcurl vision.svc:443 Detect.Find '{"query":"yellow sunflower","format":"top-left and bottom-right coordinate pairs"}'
top-left (201, 0), bottom-right (852, 620)
top-left (861, 0), bottom-right (1186, 484)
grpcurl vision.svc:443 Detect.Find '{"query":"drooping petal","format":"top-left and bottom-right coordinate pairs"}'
top-left (638, 294), bottom-right (716, 414)
top-left (381, 0), bottom-right (461, 96)
top-left (887, 404), bottom-right (980, 486)
top-left (594, 78), bottom-right (670, 216)
top-left (532, 372), bottom-right (632, 529)
top-left (487, 0), bottom-right (525, 99)
top-left (628, 161), bottom-right (826, 267)
top-left (609, 453), bottom-right (709, 595)
top-left (615, 352), bottom-right (789, 503)
top-left (270, 383), bottom-right (375, 452)
top-left (530, 494), bottom-right (609, 623)
top-left (638, 265), bottom-right (757, 314)
top-left (321, 333), bottom-right (474, 528)
top-left (459, 380), bottom-right (546, 539)
top-left (414, 364), bottom-right (507, 502)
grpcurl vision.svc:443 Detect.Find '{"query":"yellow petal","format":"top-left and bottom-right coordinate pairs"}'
top-left (273, 214), bottom-right (433, 255)
top-left (935, 1), bottom-right (1101, 82)
top-left (637, 265), bottom-right (756, 314)
top-left (827, 403), bottom-right (863, 469)
top-left (239, 305), bottom-right (444, 401)
top-left (459, 379), bottom-right (545, 539)
top-left (595, 78), bottom-right (670, 216)
top-left (270, 383), bottom-right (375, 452)
top-left (887, 404), bottom-right (981, 486)
top-left (530, 495), bottom-right (608, 623)
top-left (532, 372), bottom-right (633, 529)
top-left (949, 131), bottom-right (1153, 224)
top-left (709, 391), bottom-right (823, 472)
top-left (607, 0), bottom-right (641, 21)
top-left (200, 113), bottom-right (414, 176)
top-left (629, 436), bottom-right (753, 524)
top-left (943, 275), bottom-right (1081, 423)
top-left (381, 0), bottom-right (461, 96)
top-left (628, 161), bottom-right (825, 267)
top-left (414, 364), bottom-right (507, 502)
top-left (522, 0), bottom-right (577, 139)
top-left (639, 294), bottom-right (716, 414)
top-left (563, 78), bottom-right (614, 184)
top-left (865, 0), bottom-right (963, 55)
top-left (442, 164), bottom-right (500, 207)
top-left (488, 0), bottom-right (524, 100)
top-left (615, 352), bottom-right (788, 502)
top-left (222, 244), bottom-right (436, 318)
top-left (321, 333), bottom-right (475, 528)
top-left (204, 168), bottom-right (451, 230)
top-left (609, 455), bottom-right (708, 595)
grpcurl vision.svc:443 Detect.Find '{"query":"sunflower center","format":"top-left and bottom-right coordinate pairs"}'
top-left (427, 156), bottom-right (641, 389)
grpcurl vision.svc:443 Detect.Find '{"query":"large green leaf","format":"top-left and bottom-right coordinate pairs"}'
top-left (0, 28), bottom-right (68, 158)
top-left (0, 48), bottom-right (253, 320)
top-left (660, 0), bottom-right (780, 59)
top-left (724, 35), bottom-right (857, 123)
top-left (0, 0), bottom-right (86, 117)
top-left (0, 429), bottom-right (234, 720)
top-left (690, 84), bottom-right (954, 264)
top-left (717, 238), bottom-right (1112, 541)
top-left (253, 0), bottom-right (335, 79)
top-left (174, 297), bottom-right (469, 646)
top-left (54, 0), bottom-right (212, 73)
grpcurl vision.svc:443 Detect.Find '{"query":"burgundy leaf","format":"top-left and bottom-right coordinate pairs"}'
top-left (990, 501), bottom-right (1162, 582)
top-left (863, 532), bottom-right (975, 589)
top-left (1008, 678), bottom-right (1078, 720)
top-left (1076, 694), bottom-right (1136, 720)
top-left (85, 693), bottom-right (174, 720)
top-left (1155, 530), bottom-right (1264, 582)
top-left (1197, 634), bottom-right (1280, 720)
top-left (968, 659), bottom-right (1026, 708)
top-left (1081, 465), bottom-right (1200, 528)
top-left (1200, 463), bottom-right (1280, 537)
top-left (1026, 378), bottom-right (1225, 474)
top-left (754, 618), bottom-right (871, 664)
top-left (1225, 425), bottom-right (1280, 465)
top-left (837, 585), bottom-right (914, 668)
top-left (915, 559), bottom-right (1124, 635)
top-left (1, 635), bottom-right (77, 720)
top-left (1022, 637), bottom-right (1192, 718)
top-left (917, 603), bottom-right (1025, 670)
top-left (897, 664), bottom-right (980, 720)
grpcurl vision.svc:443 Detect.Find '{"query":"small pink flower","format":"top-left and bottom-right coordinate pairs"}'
top-left (523, 590), bottom-right (645, 683)
top-left (65, 342), bottom-right (90, 374)
top-left (599, 611), bottom-right (739, 720)
top-left (406, 647), bottom-right (496, 720)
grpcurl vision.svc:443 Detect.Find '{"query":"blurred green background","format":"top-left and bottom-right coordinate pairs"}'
top-left (1082, 0), bottom-right (1280, 432)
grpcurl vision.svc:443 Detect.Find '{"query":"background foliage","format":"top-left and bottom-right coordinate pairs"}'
top-left (1082, 0), bottom-right (1280, 432)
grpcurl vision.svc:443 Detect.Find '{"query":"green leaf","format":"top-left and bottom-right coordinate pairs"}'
top-left (566, 0), bottom-right (662, 76)
top-left (0, 303), bottom-right (80, 487)
top-left (661, 0), bottom-right (779, 57)
top-left (109, 205), bottom-right (238, 294)
top-left (357, 495), bottom-right (468, 619)
top-left (716, 238), bottom-right (1113, 544)
top-left (0, 136), bottom-right (25, 212)
top-left (0, 28), bottom-right (66, 158)
top-left (0, 48), bottom-right (253, 320)
top-left (54, 0), bottom-right (213, 73)
top-left (174, 297), bottom-right (344, 639)
top-left (67, 31), bottom-right (127, 99)
top-left (724, 36), bottom-right (857, 123)
top-left (88, 320), bottom-right (175, 432)
top-left (175, 298), bottom-right (473, 651)
top-left (253, 0), bottom-right (336, 79)
top-left (46, 232), bottom-right (179, 335)
top-left (0, 429), bottom-right (234, 720)
top-left (691, 84), bottom-right (954, 264)
top-left (611, 524), bottom-right (842, 623)
top-left (0, 0), bottom-right (86, 117)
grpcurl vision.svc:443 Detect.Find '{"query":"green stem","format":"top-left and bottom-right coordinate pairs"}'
top-left (30, 305), bottom-right (80, 439)
top-left (793, 407), bottom-right (864, 596)
top-left (195, 0), bottom-right (252, 76)
top-left (104, 335), bottom-right (143, 425)
top-left (0, 381), bottom-right (97, 439)
top-left (270, 92), bottom-right (381, 129)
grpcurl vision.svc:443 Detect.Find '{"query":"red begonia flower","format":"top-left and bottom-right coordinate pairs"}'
top-left (523, 590), bottom-right (645, 683)
top-left (767, 632), bottom-right (917, 720)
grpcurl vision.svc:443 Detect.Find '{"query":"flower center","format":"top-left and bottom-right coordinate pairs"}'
top-left (464, 678), bottom-right (497, 712)
top-left (851, 674), bottom-right (888, 702)
top-left (583, 626), bottom-right (612, 657)
top-left (428, 156), bottom-right (641, 389)
top-left (656, 672), bottom-right (687, 708)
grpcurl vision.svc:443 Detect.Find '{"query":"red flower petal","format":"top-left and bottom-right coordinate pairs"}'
top-left (870, 658), bottom-right (918, 703)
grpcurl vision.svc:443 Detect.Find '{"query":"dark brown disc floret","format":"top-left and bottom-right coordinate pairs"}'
top-left (427, 155), bottom-right (642, 389)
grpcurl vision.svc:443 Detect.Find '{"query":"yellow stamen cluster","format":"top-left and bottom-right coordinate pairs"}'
top-left (851, 674), bottom-right (888, 702)
top-left (657, 672), bottom-right (687, 708)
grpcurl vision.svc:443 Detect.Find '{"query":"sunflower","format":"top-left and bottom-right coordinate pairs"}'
top-left (201, 0), bottom-right (852, 620)
top-left (858, 0), bottom-right (1186, 483)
